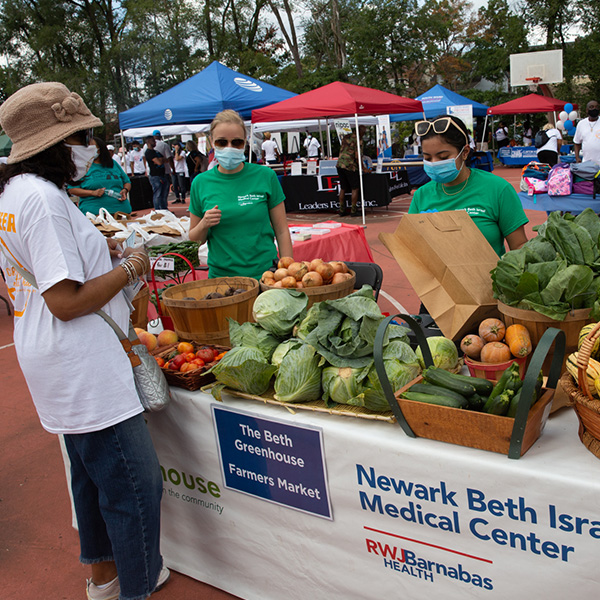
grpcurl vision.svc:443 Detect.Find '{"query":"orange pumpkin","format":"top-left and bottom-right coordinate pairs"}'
top-left (480, 341), bottom-right (512, 364)
top-left (478, 318), bottom-right (506, 342)
top-left (505, 324), bottom-right (532, 357)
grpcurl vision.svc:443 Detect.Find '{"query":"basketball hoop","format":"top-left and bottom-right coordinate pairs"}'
top-left (526, 77), bottom-right (541, 92)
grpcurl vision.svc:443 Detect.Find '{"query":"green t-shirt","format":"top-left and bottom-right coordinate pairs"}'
top-left (69, 161), bottom-right (131, 215)
top-left (409, 168), bottom-right (528, 257)
top-left (189, 162), bottom-right (286, 279)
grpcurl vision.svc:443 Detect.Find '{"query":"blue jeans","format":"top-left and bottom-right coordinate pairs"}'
top-left (149, 175), bottom-right (169, 210)
top-left (64, 414), bottom-right (163, 600)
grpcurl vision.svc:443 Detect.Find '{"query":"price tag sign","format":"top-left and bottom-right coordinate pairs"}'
top-left (150, 257), bottom-right (175, 271)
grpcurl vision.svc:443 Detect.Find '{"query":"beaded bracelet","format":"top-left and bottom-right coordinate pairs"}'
top-left (120, 262), bottom-right (135, 285)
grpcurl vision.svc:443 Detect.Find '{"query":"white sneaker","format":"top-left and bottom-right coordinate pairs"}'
top-left (86, 576), bottom-right (120, 600)
top-left (85, 566), bottom-right (169, 600)
top-left (153, 566), bottom-right (171, 593)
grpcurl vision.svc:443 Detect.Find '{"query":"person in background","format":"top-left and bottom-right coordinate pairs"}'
top-left (304, 133), bottom-right (321, 158)
top-left (185, 139), bottom-right (206, 183)
top-left (106, 144), bottom-right (119, 167)
top-left (336, 125), bottom-right (367, 217)
top-left (128, 140), bottom-right (147, 177)
top-left (574, 100), bottom-right (600, 165)
top-left (261, 132), bottom-right (280, 164)
top-left (0, 81), bottom-right (169, 600)
top-left (173, 141), bottom-right (188, 203)
top-left (409, 115), bottom-right (528, 258)
top-left (144, 135), bottom-right (169, 210)
top-left (523, 120), bottom-right (533, 146)
top-left (536, 122), bottom-right (562, 166)
top-left (494, 121), bottom-right (510, 149)
top-left (188, 109), bottom-right (293, 279)
top-left (68, 136), bottom-right (132, 215)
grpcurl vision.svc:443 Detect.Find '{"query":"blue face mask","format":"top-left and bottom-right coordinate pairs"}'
top-left (423, 153), bottom-right (465, 184)
top-left (214, 147), bottom-right (246, 171)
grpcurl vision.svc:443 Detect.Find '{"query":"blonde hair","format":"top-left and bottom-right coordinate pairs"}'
top-left (210, 109), bottom-right (247, 138)
top-left (263, 132), bottom-right (271, 140)
top-left (543, 123), bottom-right (554, 131)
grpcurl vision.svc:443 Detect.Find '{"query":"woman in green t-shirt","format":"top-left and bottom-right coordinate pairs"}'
top-left (409, 115), bottom-right (528, 257)
top-left (68, 136), bottom-right (132, 215)
top-left (188, 109), bottom-right (294, 279)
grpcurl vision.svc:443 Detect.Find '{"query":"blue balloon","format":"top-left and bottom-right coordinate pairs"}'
top-left (564, 103), bottom-right (574, 113)
top-left (564, 119), bottom-right (573, 129)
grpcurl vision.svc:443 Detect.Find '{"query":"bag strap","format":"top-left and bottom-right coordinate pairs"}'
top-left (0, 243), bottom-right (141, 365)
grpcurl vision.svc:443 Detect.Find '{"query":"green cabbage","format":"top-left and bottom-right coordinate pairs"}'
top-left (271, 339), bottom-right (298, 367)
top-left (274, 342), bottom-right (324, 403)
top-left (301, 286), bottom-right (407, 368)
top-left (416, 336), bottom-right (458, 371)
top-left (228, 319), bottom-right (281, 361)
top-left (210, 346), bottom-right (277, 397)
top-left (252, 289), bottom-right (309, 338)
top-left (321, 366), bottom-right (368, 406)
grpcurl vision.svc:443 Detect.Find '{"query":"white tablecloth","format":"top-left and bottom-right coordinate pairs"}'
top-left (147, 388), bottom-right (600, 599)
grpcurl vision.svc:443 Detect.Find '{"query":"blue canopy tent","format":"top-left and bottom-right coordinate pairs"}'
top-left (118, 61), bottom-right (296, 130)
top-left (389, 84), bottom-right (488, 122)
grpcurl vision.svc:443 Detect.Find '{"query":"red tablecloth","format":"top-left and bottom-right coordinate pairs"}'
top-left (290, 222), bottom-right (374, 262)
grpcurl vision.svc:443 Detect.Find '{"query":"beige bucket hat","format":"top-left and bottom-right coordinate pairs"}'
top-left (0, 82), bottom-right (102, 164)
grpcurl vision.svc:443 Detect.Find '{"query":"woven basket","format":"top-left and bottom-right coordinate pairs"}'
top-left (152, 342), bottom-right (229, 391)
top-left (566, 321), bottom-right (600, 459)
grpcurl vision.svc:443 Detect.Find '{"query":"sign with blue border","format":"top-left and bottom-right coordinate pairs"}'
top-left (212, 404), bottom-right (332, 519)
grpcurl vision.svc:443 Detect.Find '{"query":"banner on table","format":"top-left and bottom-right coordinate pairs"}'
top-left (212, 404), bottom-right (332, 519)
top-left (147, 391), bottom-right (600, 600)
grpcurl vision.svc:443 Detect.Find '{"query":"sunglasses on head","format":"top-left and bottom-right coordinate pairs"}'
top-left (415, 117), bottom-right (468, 146)
top-left (213, 137), bottom-right (246, 149)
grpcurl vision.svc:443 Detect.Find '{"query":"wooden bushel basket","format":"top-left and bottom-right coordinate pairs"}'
top-left (260, 271), bottom-right (356, 308)
top-left (374, 314), bottom-right (566, 459)
top-left (567, 321), bottom-right (600, 459)
top-left (497, 301), bottom-right (592, 376)
top-left (161, 277), bottom-right (259, 346)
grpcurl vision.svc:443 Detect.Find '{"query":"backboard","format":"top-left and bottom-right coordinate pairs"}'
top-left (510, 50), bottom-right (563, 88)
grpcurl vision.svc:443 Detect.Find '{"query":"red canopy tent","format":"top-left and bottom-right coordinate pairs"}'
top-left (251, 81), bottom-right (423, 122)
top-left (251, 82), bottom-right (424, 222)
top-left (486, 93), bottom-right (573, 115)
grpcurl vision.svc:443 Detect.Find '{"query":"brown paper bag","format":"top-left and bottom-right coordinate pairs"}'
top-left (379, 210), bottom-right (501, 340)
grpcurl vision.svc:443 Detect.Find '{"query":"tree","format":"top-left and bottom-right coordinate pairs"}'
top-left (414, 0), bottom-right (475, 92)
top-left (464, 0), bottom-right (529, 86)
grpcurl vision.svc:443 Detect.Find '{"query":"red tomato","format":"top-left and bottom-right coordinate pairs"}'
top-left (184, 352), bottom-right (196, 362)
top-left (170, 354), bottom-right (187, 370)
top-left (196, 347), bottom-right (217, 363)
top-left (192, 358), bottom-right (205, 367)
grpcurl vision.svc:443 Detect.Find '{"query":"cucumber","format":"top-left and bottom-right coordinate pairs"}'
top-left (507, 389), bottom-right (522, 418)
top-left (505, 371), bottom-right (523, 393)
top-left (466, 393), bottom-right (485, 412)
top-left (488, 363), bottom-right (519, 402)
top-left (401, 391), bottom-right (468, 409)
top-left (409, 383), bottom-right (470, 404)
top-left (422, 367), bottom-right (476, 397)
top-left (483, 389), bottom-right (513, 416)
top-left (445, 373), bottom-right (494, 396)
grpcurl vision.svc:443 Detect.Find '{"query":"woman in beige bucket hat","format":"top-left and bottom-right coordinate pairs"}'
top-left (0, 82), bottom-right (169, 600)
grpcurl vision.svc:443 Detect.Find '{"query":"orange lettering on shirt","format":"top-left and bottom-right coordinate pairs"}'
top-left (0, 212), bottom-right (16, 233)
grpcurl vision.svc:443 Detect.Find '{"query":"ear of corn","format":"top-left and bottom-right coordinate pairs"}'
top-left (566, 351), bottom-right (600, 396)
